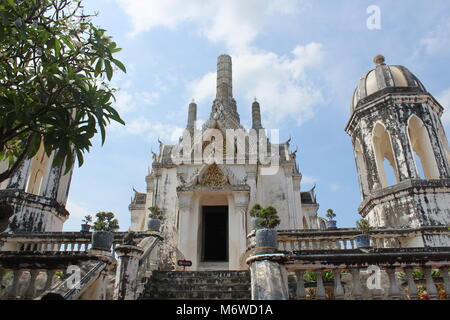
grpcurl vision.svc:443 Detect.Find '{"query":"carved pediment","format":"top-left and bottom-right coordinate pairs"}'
top-left (200, 163), bottom-right (227, 187)
top-left (181, 163), bottom-right (245, 188)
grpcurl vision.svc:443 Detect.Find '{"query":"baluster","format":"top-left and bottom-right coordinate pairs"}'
top-left (63, 243), bottom-right (68, 251)
top-left (439, 266), bottom-right (449, 297)
top-left (386, 267), bottom-right (401, 300)
top-left (289, 241), bottom-right (294, 252)
top-left (424, 267), bottom-right (438, 300)
top-left (297, 240), bottom-right (301, 251)
top-left (71, 243), bottom-right (75, 252)
top-left (24, 269), bottom-right (39, 299)
top-left (44, 270), bottom-right (56, 291)
top-left (350, 239), bottom-right (355, 249)
top-left (404, 267), bottom-right (418, 299)
top-left (375, 238), bottom-right (381, 249)
top-left (350, 269), bottom-right (362, 300)
top-left (295, 270), bottom-right (307, 300)
top-left (282, 241), bottom-right (287, 251)
top-left (315, 270), bottom-right (326, 300)
top-left (0, 267), bottom-right (4, 293)
top-left (8, 269), bottom-right (23, 299)
top-left (333, 269), bottom-right (345, 300)
top-left (335, 239), bottom-right (341, 250)
top-left (342, 239), bottom-right (347, 250)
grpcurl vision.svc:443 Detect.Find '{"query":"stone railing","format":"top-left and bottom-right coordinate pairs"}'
top-left (0, 231), bottom-right (150, 254)
top-left (0, 250), bottom-right (114, 300)
top-left (0, 231), bottom-right (158, 300)
top-left (246, 226), bottom-right (448, 252)
top-left (247, 247), bottom-right (450, 300)
top-left (113, 233), bottom-right (163, 300)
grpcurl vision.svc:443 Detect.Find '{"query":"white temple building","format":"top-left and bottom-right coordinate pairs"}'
top-left (129, 55), bottom-right (324, 271)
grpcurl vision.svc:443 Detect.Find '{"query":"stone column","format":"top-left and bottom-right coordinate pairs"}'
top-left (249, 256), bottom-right (289, 300)
top-left (177, 192), bottom-right (198, 269)
top-left (113, 244), bottom-right (144, 300)
top-left (7, 158), bottom-right (32, 190)
top-left (231, 192), bottom-right (249, 270)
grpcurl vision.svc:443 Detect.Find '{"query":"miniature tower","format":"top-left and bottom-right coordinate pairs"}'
top-left (345, 55), bottom-right (450, 246)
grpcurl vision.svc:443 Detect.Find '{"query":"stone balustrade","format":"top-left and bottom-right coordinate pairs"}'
top-left (247, 247), bottom-right (450, 300)
top-left (0, 251), bottom-right (97, 299)
top-left (0, 231), bottom-right (151, 254)
top-left (246, 226), bottom-right (448, 252)
top-left (0, 232), bottom-right (161, 300)
top-left (114, 234), bottom-right (163, 300)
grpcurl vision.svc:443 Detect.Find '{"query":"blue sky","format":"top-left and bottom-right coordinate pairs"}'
top-left (63, 0), bottom-right (450, 231)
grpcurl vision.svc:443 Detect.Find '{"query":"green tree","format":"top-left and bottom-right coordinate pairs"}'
top-left (258, 206), bottom-right (281, 229)
top-left (91, 211), bottom-right (119, 232)
top-left (356, 218), bottom-right (372, 234)
top-left (249, 204), bottom-right (262, 217)
top-left (325, 208), bottom-right (336, 221)
top-left (148, 206), bottom-right (164, 220)
top-left (0, 0), bottom-right (126, 183)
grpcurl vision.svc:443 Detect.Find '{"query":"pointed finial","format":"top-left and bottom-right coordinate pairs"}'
top-left (254, 97), bottom-right (257, 102)
top-left (373, 54), bottom-right (385, 66)
top-left (191, 98), bottom-right (195, 104)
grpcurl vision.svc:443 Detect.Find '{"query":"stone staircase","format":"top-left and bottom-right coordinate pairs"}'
top-left (140, 270), bottom-right (251, 300)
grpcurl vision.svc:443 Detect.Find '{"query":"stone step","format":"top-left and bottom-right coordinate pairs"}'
top-left (145, 283), bottom-right (251, 292)
top-left (140, 270), bottom-right (252, 300)
top-left (152, 275), bottom-right (250, 285)
top-left (142, 290), bottom-right (251, 300)
top-left (153, 271), bottom-right (250, 279)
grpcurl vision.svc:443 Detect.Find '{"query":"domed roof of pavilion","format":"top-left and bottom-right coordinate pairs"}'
top-left (351, 55), bottom-right (427, 111)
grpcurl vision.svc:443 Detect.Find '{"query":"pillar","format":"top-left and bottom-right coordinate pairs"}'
top-left (113, 244), bottom-right (144, 300)
top-left (231, 192), bottom-right (249, 270)
top-left (249, 258), bottom-right (289, 300)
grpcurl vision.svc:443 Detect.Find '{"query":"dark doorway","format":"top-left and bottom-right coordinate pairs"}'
top-left (202, 206), bottom-right (228, 262)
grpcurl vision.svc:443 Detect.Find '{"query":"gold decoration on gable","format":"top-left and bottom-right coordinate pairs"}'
top-left (200, 164), bottom-right (228, 187)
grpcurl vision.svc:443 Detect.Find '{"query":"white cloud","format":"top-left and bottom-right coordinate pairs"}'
top-left (66, 199), bottom-right (91, 218)
top-left (420, 21), bottom-right (450, 56)
top-left (116, 0), bottom-right (300, 51)
top-left (330, 183), bottom-right (341, 192)
top-left (110, 116), bottom-right (184, 143)
top-left (117, 0), bottom-right (324, 127)
top-left (438, 87), bottom-right (450, 125)
top-left (189, 44), bottom-right (325, 126)
top-left (302, 175), bottom-right (318, 186)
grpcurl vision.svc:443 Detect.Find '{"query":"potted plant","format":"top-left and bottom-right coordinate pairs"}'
top-left (255, 206), bottom-right (281, 249)
top-left (148, 206), bottom-right (164, 232)
top-left (325, 209), bottom-right (337, 230)
top-left (81, 215), bottom-right (92, 232)
top-left (91, 212), bottom-right (120, 251)
top-left (249, 204), bottom-right (263, 231)
top-left (355, 218), bottom-right (373, 248)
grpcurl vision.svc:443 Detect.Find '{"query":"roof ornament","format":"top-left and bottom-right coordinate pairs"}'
top-left (373, 54), bottom-right (386, 66)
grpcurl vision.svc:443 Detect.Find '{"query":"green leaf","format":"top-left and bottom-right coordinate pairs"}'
top-left (104, 59), bottom-right (113, 81)
top-left (94, 58), bottom-right (103, 77)
top-left (112, 58), bottom-right (126, 73)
